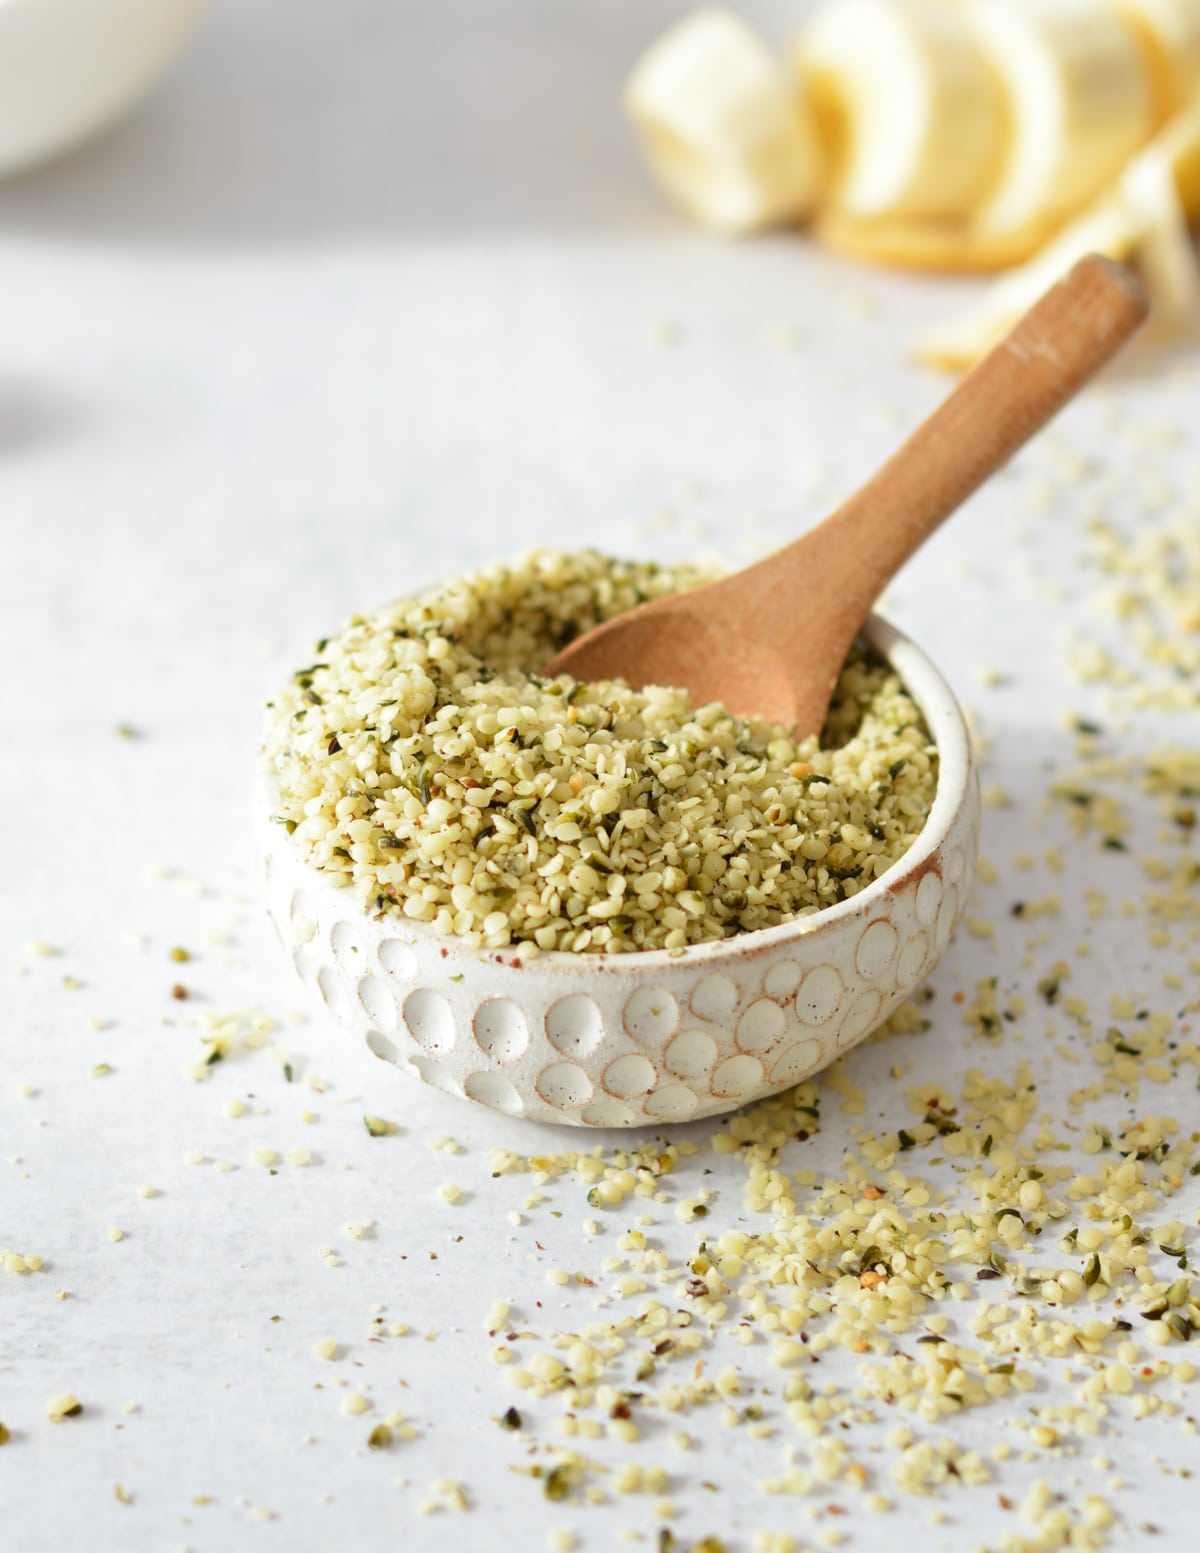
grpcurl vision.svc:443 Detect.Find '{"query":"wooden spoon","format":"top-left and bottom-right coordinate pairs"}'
top-left (548, 254), bottom-right (1148, 733)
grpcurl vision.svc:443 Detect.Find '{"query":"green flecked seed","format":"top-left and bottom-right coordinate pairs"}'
top-left (543, 1465), bottom-right (571, 1502)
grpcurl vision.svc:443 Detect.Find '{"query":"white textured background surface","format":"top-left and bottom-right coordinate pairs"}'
top-left (2, 3), bottom-right (1198, 1551)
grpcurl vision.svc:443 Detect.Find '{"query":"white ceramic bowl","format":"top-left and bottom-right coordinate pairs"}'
top-left (0, 0), bottom-right (208, 179)
top-left (259, 615), bottom-right (979, 1128)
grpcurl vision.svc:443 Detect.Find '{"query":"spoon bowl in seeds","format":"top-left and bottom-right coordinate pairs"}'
top-left (258, 550), bottom-right (977, 1127)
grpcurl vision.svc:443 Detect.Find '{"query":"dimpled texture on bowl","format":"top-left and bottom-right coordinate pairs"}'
top-left (259, 615), bottom-right (979, 1127)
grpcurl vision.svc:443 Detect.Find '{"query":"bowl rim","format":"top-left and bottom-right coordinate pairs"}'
top-left (259, 611), bottom-right (972, 975)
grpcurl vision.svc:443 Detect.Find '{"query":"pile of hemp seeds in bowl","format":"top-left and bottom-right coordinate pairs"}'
top-left (261, 550), bottom-right (938, 957)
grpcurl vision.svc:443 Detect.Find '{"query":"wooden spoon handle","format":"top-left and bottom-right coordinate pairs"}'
top-left (790, 255), bottom-right (1149, 623)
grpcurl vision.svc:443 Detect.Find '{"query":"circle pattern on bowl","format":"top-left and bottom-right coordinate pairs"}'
top-left (581, 1099), bottom-right (637, 1128)
top-left (936, 884), bottom-right (960, 949)
top-left (643, 1084), bottom-right (700, 1122)
top-left (838, 988), bottom-right (884, 1049)
top-left (898, 930), bottom-right (930, 985)
top-left (317, 966), bottom-right (352, 1025)
top-left (794, 964), bottom-right (843, 1025)
top-left (464, 1070), bottom-right (523, 1115)
top-left (736, 998), bottom-right (787, 1053)
top-left (473, 998), bottom-right (529, 1063)
top-left (545, 994), bottom-right (605, 1058)
top-left (770, 1039), bottom-right (822, 1085)
top-left (331, 920), bottom-right (366, 965)
top-left (711, 1054), bottom-right (764, 1098)
top-left (855, 919), bottom-right (899, 979)
top-left (623, 987), bottom-right (679, 1047)
top-left (665, 1029), bottom-right (718, 1080)
top-left (410, 1053), bottom-right (458, 1094)
top-left (403, 989), bottom-right (456, 1053)
top-left (690, 973), bottom-right (738, 1024)
top-left (289, 889), bottom-right (318, 925)
top-left (357, 975), bottom-right (397, 1031)
top-left (763, 961), bottom-right (803, 999)
top-left (365, 1028), bottom-right (400, 1065)
top-left (603, 1053), bottom-right (657, 1100)
top-left (292, 945), bottom-right (318, 985)
top-left (915, 871), bottom-right (943, 927)
top-left (290, 891), bottom-right (318, 946)
top-left (378, 939), bottom-right (418, 980)
top-left (536, 1062), bottom-right (593, 1109)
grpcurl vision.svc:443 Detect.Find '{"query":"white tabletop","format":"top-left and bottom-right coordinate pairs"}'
top-left (3, 3), bottom-right (1199, 1550)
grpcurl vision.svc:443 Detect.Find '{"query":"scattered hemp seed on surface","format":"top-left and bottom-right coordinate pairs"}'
top-left (11, 379), bottom-right (1200, 1548)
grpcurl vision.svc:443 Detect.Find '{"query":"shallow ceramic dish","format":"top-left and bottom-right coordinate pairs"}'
top-left (258, 614), bottom-right (978, 1128)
